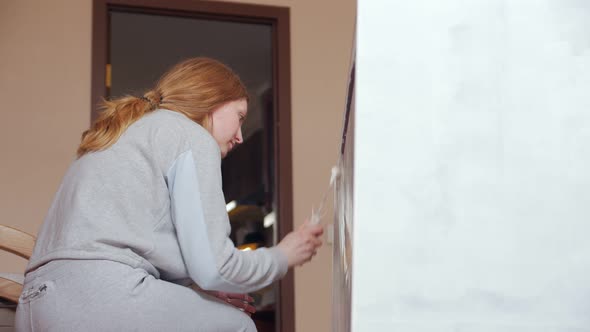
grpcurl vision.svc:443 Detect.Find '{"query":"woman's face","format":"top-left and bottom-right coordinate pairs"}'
top-left (210, 98), bottom-right (248, 158)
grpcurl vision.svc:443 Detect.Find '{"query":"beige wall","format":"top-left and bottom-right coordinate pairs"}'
top-left (0, 0), bottom-right (92, 271)
top-left (0, 0), bottom-right (355, 331)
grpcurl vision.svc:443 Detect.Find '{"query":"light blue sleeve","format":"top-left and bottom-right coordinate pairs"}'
top-left (166, 147), bottom-right (288, 293)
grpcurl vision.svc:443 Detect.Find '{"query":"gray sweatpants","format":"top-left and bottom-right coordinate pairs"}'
top-left (15, 260), bottom-right (257, 332)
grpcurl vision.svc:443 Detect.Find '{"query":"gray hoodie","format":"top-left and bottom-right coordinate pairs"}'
top-left (27, 109), bottom-right (288, 293)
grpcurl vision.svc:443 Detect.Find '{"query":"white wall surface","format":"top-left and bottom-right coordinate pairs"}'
top-left (353, 1), bottom-right (590, 331)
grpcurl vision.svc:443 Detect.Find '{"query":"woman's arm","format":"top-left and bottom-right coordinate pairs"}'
top-left (167, 139), bottom-right (288, 293)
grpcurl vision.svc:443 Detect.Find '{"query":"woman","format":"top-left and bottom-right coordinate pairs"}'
top-left (15, 57), bottom-right (323, 331)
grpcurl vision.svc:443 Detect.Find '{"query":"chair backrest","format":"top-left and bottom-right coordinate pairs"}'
top-left (0, 225), bottom-right (36, 303)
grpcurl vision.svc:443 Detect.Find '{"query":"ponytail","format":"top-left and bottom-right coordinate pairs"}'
top-left (76, 90), bottom-right (161, 158)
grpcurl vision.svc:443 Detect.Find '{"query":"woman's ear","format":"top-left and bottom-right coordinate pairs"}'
top-left (203, 114), bottom-right (213, 132)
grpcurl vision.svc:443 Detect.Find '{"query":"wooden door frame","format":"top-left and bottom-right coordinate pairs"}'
top-left (91, 1), bottom-right (294, 331)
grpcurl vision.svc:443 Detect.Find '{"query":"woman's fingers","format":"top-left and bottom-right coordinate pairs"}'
top-left (300, 221), bottom-right (323, 235)
top-left (207, 291), bottom-right (256, 315)
top-left (227, 299), bottom-right (256, 314)
top-left (219, 294), bottom-right (256, 315)
top-left (223, 292), bottom-right (254, 303)
top-left (312, 237), bottom-right (323, 248)
top-left (304, 234), bottom-right (323, 248)
top-left (226, 298), bottom-right (256, 315)
top-left (308, 224), bottom-right (324, 236)
top-left (278, 220), bottom-right (326, 268)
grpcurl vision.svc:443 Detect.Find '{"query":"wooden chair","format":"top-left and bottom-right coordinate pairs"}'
top-left (0, 225), bottom-right (35, 303)
top-left (0, 225), bottom-right (35, 331)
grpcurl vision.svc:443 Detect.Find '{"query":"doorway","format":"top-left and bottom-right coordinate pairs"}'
top-left (91, 1), bottom-right (293, 331)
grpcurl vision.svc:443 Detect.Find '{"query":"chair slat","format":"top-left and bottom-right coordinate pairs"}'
top-left (0, 277), bottom-right (22, 303)
top-left (0, 225), bottom-right (35, 260)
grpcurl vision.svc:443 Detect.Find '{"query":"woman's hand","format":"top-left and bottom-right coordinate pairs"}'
top-left (190, 284), bottom-right (256, 316)
top-left (277, 219), bottom-right (324, 268)
top-left (204, 291), bottom-right (256, 316)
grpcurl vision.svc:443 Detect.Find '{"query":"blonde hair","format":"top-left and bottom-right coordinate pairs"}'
top-left (77, 57), bottom-right (248, 157)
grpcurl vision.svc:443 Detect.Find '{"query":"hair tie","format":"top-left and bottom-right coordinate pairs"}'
top-left (139, 96), bottom-right (157, 109)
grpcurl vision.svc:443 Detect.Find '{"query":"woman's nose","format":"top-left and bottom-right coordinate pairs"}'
top-left (235, 127), bottom-right (243, 144)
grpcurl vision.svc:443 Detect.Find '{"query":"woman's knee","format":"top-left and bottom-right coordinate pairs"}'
top-left (217, 303), bottom-right (257, 332)
top-left (236, 313), bottom-right (257, 332)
